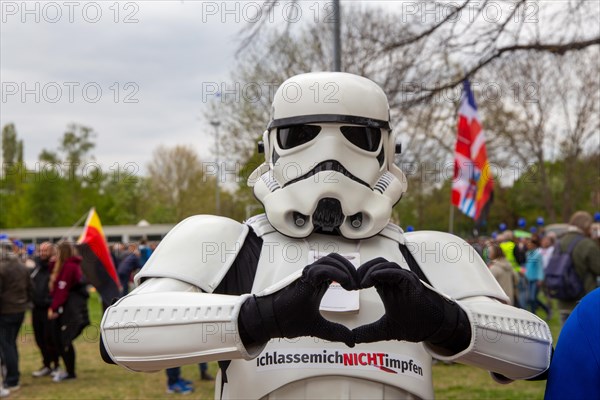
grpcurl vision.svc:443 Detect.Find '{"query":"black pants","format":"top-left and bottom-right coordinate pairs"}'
top-left (50, 317), bottom-right (76, 377)
top-left (0, 312), bottom-right (25, 386)
top-left (32, 308), bottom-right (59, 369)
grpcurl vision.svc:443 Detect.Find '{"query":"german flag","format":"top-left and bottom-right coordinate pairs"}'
top-left (76, 208), bottom-right (121, 304)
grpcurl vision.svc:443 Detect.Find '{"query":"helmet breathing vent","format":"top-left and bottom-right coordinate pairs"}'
top-left (374, 172), bottom-right (394, 194)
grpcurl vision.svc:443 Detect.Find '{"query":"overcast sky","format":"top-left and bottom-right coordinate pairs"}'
top-left (1, 1), bottom-right (322, 174)
top-left (1, 1), bottom-right (407, 175)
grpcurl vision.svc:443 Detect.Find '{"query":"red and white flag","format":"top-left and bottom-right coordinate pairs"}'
top-left (451, 80), bottom-right (494, 220)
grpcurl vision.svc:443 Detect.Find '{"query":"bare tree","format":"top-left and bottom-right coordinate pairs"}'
top-left (146, 145), bottom-right (216, 221)
top-left (477, 47), bottom-right (599, 220)
top-left (553, 49), bottom-right (600, 219)
top-left (382, 0), bottom-right (598, 98)
top-left (237, 1), bottom-right (599, 103)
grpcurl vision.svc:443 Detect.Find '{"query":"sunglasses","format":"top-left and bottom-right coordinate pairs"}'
top-left (276, 124), bottom-right (382, 152)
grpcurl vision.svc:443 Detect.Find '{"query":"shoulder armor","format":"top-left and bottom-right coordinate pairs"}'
top-left (134, 215), bottom-right (249, 293)
top-left (404, 231), bottom-right (509, 302)
top-left (244, 214), bottom-right (275, 237)
top-left (379, 222), bottom-right (406, 244)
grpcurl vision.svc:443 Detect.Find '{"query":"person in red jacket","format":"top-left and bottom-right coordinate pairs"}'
top-left (48, 242), bottom-right (83, 382)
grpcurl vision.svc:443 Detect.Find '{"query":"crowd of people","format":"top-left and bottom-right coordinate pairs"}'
top-left (0, 239), bottom-right (91, 398)
top-left (473, 210), bottom-right (600, 324)
top-left (0, 236), bottom-right (213, 397)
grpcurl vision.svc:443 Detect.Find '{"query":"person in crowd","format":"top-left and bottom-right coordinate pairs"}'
top-left (139, 239), bottom-right (153, 267)
top-left (31, 242), bottom-right (60, 377)
top-left (468, 238), bottom-right (484, 259)
top-left (539, 234), bottom-right (556, 271)
top-left (48, 241), bottom-right (88, 382)
top-left (117, 243), bottom-right (142, 296)
top-left (110, 243), bottom-right (126, 272)
top-left (498, 231), bottom-right (517, 267)
top-left (486, 243), bottom-right (515, 305)
top-left (591, 211), bottom-right (600, 247)
top-left (555, 211), bottom-right (600, 324)
top-left (525, 236), bottom-right (551, 319)
top-left (0, 239), bottom-right (32, 393)
top-left (499, 231), bottom-right (527, 308)
top-left (545, 288), bottom-right (599, 400)
top-left (513, 237), bottom-right (527, 266)
top-left (165, 367), bottom-right (193, 394)
top-left (24, 244), bottom-right (36, 269)
top-left (538, 233), bottom-right (556, 313)
top-left (10, 241), bottom-right (24, 263)
top-left (199, 362), bottom-right (213, 381)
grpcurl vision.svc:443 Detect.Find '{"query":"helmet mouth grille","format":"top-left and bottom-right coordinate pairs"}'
top-left (312, 198), bottom-right (344, 234)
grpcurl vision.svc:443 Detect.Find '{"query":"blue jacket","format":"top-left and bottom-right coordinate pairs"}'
top-left (117, 253), bottom-right (141, 279)
top-left (545, 288), bottom-right (600, 400)
top-left (525, 249), bottom-right (543, 281)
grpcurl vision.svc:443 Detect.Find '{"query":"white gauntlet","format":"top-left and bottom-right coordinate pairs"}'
top-left (100, 278), bottom-right (260, 372)
top-left (425, 297), bottom-right (552, 380)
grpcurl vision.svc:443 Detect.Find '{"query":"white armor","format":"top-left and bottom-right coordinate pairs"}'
top-left (101, 215), bottom-right (552, 398)
top-left (100, 72), bottom-right (552, 399)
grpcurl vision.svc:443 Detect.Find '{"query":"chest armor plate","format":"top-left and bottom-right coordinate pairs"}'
top-left (219, 230), bottom-right (434, 400)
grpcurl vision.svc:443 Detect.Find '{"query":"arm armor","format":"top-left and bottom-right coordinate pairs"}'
top-left (101, 278), bottom-right (257, 372)
top-left (405, 231), bottom-right (552, 380)
top-left (100, 215), bottom-right (263, 372)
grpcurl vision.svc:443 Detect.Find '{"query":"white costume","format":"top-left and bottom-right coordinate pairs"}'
top-left (100, 73), bottom-right (552, 399)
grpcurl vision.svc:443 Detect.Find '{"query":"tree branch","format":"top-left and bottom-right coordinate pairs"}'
top-left (405, 37), bottom-right (600, 105)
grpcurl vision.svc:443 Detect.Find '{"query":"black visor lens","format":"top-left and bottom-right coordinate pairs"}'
top-left (277, 125), bottom-right (321, 149)
top-left (340, 126), bottom-right (381, 151)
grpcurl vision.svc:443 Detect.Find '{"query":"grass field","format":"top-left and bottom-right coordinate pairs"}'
top-left (7, 292), bottom-right (561, 399)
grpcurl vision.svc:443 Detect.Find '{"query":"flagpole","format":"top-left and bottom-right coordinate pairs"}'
top-left (59, 210), bottom-right (89, 242)
top-left (449, 204), bottom-right (454, 234)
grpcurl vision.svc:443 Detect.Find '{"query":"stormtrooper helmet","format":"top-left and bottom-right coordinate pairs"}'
top-left (248, 72), bottom-right (407, 239)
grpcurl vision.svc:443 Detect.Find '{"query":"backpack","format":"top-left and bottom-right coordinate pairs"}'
top-left (545, 235), bottom-right (585, 300)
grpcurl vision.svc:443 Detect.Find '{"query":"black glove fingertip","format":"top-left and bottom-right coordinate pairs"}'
top-left (357, 257), bottom-right (389, 281)
top-left (363, 264), bottom-right (410, 287)
top-left (325, 253), bottom-right (359, 274)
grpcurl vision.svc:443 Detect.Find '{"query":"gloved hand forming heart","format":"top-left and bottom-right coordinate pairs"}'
top-left (352, 257), bottom-right (472, 354)
top-left (238, 253), bottom-right (359, 348)
top-left (238, 254), bottom-right (471, 354)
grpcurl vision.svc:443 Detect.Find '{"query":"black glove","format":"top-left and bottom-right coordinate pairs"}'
top-left (352, 258), bottom-right (471, 354)
top-left (238, 253), bottom-right (358, 348)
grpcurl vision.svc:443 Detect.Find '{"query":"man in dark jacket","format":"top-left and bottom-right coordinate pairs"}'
top-left (30, 242), bottom-right (59, 377)
top-left (0, 239), bottom-right (32, 392)
top-left (556, 211), bottom-right (600, 324)
top-left (117, 244), bottom-right (141, 296)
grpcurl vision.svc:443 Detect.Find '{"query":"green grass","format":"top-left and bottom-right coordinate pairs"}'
top-left (9, 292), bottom-right (560, 399)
